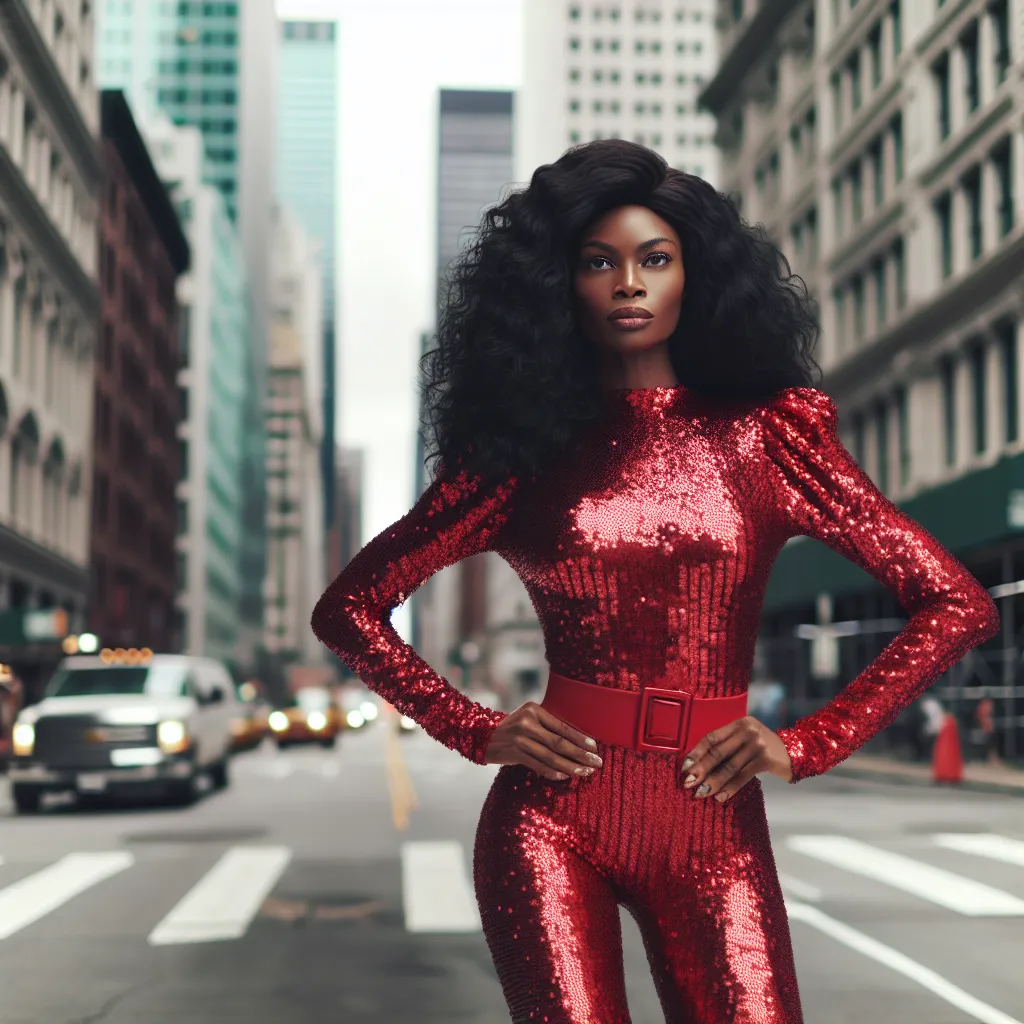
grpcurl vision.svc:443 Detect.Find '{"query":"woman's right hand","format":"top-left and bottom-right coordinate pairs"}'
top-left (484, 702), bottom-right (604, 780)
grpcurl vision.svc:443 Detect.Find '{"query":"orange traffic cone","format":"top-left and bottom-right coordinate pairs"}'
top-left (932, 713), bottom-right (964, 784)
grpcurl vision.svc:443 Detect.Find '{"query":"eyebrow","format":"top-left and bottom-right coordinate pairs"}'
top-left (580, 236), bottom-right (676, 254)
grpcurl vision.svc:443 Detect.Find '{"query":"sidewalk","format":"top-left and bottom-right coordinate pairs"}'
top-left (832, 753), bottom-right (1024, 796)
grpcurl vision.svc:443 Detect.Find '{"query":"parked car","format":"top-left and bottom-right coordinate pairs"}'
top-left (267, 687), bottom-right (343, 748)
top-left (229, 692), bottom-right (270, 753)
top-left (7, 651), bottom-right (240, 812)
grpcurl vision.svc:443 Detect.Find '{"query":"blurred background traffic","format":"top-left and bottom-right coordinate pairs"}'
top-left (0, 1), bottom-right (1021, 1022)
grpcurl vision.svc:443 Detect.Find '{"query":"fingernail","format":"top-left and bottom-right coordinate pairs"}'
top-left (587, 753), bottom-right (603, 767)
top-left (574, 766), bottom-right (594, 776)
top-left (585, 737), bottom-right (598, 751)
top-left (680, 756), bottom-right (695, 771)
top-left (683, 773), bottom-right (697, 788)
top-left (694, 783), bottom-right (711, 798)
top-left (715, 792), bottom-right (728, 803)
top-left (554, 772), bottom-right (568, 780)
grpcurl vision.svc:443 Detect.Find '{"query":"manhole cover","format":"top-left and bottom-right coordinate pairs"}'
top-left (122, 827), bottom-right (270, 844)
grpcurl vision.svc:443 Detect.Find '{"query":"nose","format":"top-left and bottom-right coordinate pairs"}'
top-left (613, 264), bottom-right (646, 297)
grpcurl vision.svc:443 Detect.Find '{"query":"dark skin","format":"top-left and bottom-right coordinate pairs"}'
top-left (484, 204), bottom-right (793, 798)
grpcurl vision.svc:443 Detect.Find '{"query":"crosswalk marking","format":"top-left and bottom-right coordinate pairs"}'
top-left (401, 840), bottom-right (480, 933)
top-left (777, 872), bottom-right (822, 902)
top-left (786, 899), bottom-right (1023, 1024)
top-left (787, 835), bottom-right (1024, 916)
top-left (933, 833), bottom-right (1024, 867)
top-left (0, 852), bottom-right (134, 941)
top-left (148, 847), bottom-right (292, 946)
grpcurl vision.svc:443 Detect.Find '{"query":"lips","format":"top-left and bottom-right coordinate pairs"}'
top-left (607, 306), bottom-right (654, 321)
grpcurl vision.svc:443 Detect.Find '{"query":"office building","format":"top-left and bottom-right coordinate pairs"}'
top-left (702, 0), bottom-right (1022, 752)
top-left (143, 115), bottom-right (248, 668)
top-left (264, 205), bottom-right (326, 673)
top-left (93, 90), bottom-right (189, 653)
top-left (0, 1), bottom-right (100, 698)
top-left (518, 0), bottom-right (719, 185)
top-left (277, 18), bottom-right (338, 538)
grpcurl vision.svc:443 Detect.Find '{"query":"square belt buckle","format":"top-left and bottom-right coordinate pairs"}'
top-left (635, 686), bottom-right (693, 753)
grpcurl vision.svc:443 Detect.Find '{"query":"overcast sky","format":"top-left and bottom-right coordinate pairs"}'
top-left (276, 0), bottom-right (522, 558)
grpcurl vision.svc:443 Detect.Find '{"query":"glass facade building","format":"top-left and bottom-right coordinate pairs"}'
top-left (277, 19), bottom-right (338, 533)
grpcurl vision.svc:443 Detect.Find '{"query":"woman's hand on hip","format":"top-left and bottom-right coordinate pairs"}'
top-left (679, 716), bottom-right (793, 801)
top-left (484, 702), bottom-right (604, 781)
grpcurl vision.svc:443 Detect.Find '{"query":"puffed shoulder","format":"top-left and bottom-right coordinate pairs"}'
top-left (759, 385), bottom-right (839, 449)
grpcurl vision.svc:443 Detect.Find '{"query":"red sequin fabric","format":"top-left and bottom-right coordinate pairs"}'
top-left (311, 385), bottom-right (999, 1023)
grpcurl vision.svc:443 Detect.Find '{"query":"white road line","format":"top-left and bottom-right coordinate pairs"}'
top-left (320, 761), bottom-right (340, 777)
top-left (933, 833), bottom-right (1024, 867)
top-left (786, 835), bottom-right (1024, 916)
top-left (777, 873), bottom-right (822, 902)
top-left (0, 852), bottom-right (135, 940)
top-left (401, 840), bottom-right (480, 933)
top-left (148, 846), bottom-right (292, 946)
top-left (786, 899), bottom-right (1023, 1024)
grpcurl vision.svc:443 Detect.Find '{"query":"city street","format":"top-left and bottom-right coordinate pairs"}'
top-left (1, 720), bottom-right (1022, 1024)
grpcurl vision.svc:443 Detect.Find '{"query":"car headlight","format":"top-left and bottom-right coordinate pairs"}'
top-left (360, 701), bottom-right (378, 721)
top-left (399, 715), bottom-right (417, 730)
top-left (157, 719), bottom-right (189, 754)
top-left (346, 709), bottom-right (364, 729)
top-left (12, 722), bottom-right (34, 757)
top-left (268, 711), bottom-right (289, 732)
top-left (306, 710), bottom-right (327, 731)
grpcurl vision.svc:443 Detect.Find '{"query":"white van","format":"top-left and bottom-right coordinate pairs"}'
top-left (8, 652), bottom-right (240, 812)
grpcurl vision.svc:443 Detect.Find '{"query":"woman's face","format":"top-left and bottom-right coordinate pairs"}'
top-left (572, 204), bottom-right (685, 360)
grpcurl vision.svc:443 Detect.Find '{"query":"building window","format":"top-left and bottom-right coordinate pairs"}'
top-left (992, 138), bottom-right (1014, 238)
top-left (895, 385), bottom-right (910, 485)
top-left (997, 318), bottom-right (1018, 444)
top-left (847, 52), bottom-right (861, 112)
top-left (833, 287), bottom-right (846, 350)
top-left (968, 339), bottom-right (987, 455)
top-left (990, 0), bottom-right (1010, 85)
top-left (869, 136), bottom-right (884, 207)
top-left (891, 111), bottom-right (903, 182)
top-left (890, 0), bottom-right (901, 57)
top-left (873, 257), bottom-right (886, 328)
top-left (868, 22), bottom-right (882, 88)
top-left (963, 165), bottom-right (982, 260)
top-left (807, 206), bottom-right (818, 260)
top-left (850, 161), bottom-right (863, 223)
top-left (893, 236), bottom-right (906, 309)
top-left (961, 22), bottom-right (980, 116)
top-left (851, 274), bottom-right (865, 340)
top-left (851, 410), bottom-right (866, 465)
top-left (569, 37), bottom-right (580, 50)
top-left (933, 52), bottom-right (950, 142)
top-left (874, 401), bottom-right (889, 491)
top-left (569, 5), bottom-right (580, 18)
top-left (830, 72), bottom-right (841, 132)
top-left (832, 177), bottom-right (843, 236)
top-left (940, 355), bottom-right (956, 466)
top-left (935, 191), bottom-right (953, 278)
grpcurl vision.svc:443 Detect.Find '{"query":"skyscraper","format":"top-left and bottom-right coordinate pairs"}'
top-left (413, 89), bottom-right (545, 703)
top-left (97, 0), bottom-right (278, 674)
top-left (518, 0), bottom-right (719, 186)
top-left (276, 18), bottom-right (338, 536)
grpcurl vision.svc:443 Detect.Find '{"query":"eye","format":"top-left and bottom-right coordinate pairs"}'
top-left (644, 251), bottom-right (672, 266)
top-left (586, 255), bottom-right (614, 270)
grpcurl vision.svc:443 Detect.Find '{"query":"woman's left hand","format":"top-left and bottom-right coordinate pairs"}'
top-left (679, 717), bottom-right (793, 802)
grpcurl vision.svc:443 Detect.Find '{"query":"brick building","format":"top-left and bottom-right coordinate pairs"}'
top-left (91, 90), bottom-right (188, 652)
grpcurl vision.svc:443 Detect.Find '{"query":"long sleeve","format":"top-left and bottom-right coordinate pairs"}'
top-left (310, 462), bottom-right (518, 764)
top-left (761, 386), bottom-right (1000, 782)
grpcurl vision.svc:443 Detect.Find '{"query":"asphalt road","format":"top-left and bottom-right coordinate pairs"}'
top-left (1, 719), bottom-right (1022, 1024)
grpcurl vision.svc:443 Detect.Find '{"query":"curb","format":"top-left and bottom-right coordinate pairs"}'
top-left (831, 763), bottom-right (1024, 797)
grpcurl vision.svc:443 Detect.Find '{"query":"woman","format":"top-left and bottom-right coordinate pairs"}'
top-left (311, 141), bottom-right (998, 1023)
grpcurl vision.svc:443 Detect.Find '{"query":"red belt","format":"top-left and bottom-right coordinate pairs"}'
top-left (540, 670), bottom-right (749, 755)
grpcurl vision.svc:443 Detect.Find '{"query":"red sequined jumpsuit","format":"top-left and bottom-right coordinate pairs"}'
top-left (311, 386), bottom-right (999, 1024)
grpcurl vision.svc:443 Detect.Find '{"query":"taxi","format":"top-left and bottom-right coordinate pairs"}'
top-left (267, 687), bottom-right (343, 748)
top-left (8, 648), bottom-right (240, 812)
top-left (229, 681), bottom-right (270, 752)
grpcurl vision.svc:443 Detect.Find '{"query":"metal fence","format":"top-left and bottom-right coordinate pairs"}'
top-left (756, 590), bottom-right (1024, 765)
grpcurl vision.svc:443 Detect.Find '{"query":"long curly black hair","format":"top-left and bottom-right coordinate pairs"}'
top-left (421, 139), bottom-right (821, 484)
